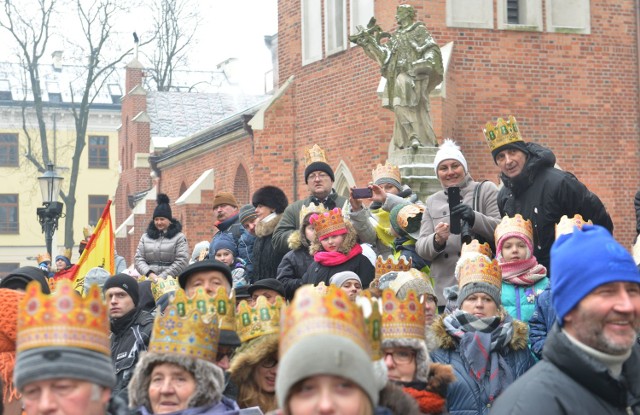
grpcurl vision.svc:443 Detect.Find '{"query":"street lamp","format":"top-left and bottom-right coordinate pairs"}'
top-left (36, 164), bottom-right (64, 257)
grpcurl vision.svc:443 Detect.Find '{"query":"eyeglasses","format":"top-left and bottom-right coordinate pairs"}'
top-left (308, 172), bottom-right (329, 181)
top-left (216, 348), bottom-right (235, 362)
top-left (260, 356), bottom-right (278, 368)
top-left (383, 349), bottom-right (416, 364)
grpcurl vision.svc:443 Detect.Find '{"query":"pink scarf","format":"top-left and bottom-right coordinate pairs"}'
top-left (314, 244), bottom-right (363, 267)
top-left (499, 257), bottom-right (547, 286)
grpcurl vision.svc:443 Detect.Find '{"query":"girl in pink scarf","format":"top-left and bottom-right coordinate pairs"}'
top-left (495, 214), bottom-right (548, 323)
top-left (301, 208), bottom-right (375, 288)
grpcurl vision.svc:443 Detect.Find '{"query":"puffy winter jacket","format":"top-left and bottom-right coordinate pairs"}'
top-left (276, 231), bottom-right (314, 300)
top-left (430, 316), bottom-right (534, 415)
top-left (491, 325), bottom-right (640, 414)
top-left (134, 397), bottom-right (240, 415)
top-left (238, 231), bottom-right (255, 279)
top-left (498, 142), bottom-right (613, 275)
top-left (527, 284), bottom-right (557, 360)
top-left (252, 214), bottom-right (285, 281)
top-left (500, 277), bottom-right (548, 323)
top-left (135, 219), bottom-right (189, 278)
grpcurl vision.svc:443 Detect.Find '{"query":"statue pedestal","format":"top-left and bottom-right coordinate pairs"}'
top-left (388, 146), bottom-right (441, 202)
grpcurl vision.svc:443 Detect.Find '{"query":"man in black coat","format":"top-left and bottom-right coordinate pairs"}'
top-left (485, 116), bottom-right (613, 275)
top-left (103, 274), bottom-right (154, 406)
top-left (491, 225), bottom-right (640, 414)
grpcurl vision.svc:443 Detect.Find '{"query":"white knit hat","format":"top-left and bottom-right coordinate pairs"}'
top-left (433, 139), bottom-right (468, 174)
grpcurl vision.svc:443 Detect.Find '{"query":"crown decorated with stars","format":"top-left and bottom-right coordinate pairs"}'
top-left (375, 255), bottom-right (412, 278)
top-left (142, 276), bottom-right (180, 302)
top-left (149, 288), bottom-right (219, 363)
top-left (483, 116), bottom-right (523, 152)
top-left (461, 240), bottom-right (493, 258)
top-left (380, 288), bottom-right (424, 341)
top-left (299, 202), bottom-right (327, 224)
top-left (309, 208), bottom-right (347, 240)
top-left (280, 284), bottom-right (371, 359)
top-left (555, 214), bottom-right (593, 240)
top-left (304, 144), bottom-right (328, 167)
top-left (356, 293), bottom-right (383, 360)
top-left (372, 161), bottom-right (401, 185)
top-left (494, 214), bottom-right (533, 244)
top-left (17, 280), bottom-right (110, 356)
top-left (458, 255), bottom-right (502, 290)
top-left (236, 296), bottom-right (285, 343)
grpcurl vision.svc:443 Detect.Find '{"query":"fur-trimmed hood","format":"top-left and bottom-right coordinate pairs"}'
top-left (309, 220), bottom-right (358, 255)
top-left (255, 214), bottom-right (283, 238)
top-left (128, 352), bottom-right (225, 410)
top-left (228, 333), bottom-right (279, 385)
top-left (431, 312), bottom-right (529, 351)
top-left (382, 338), bottom-right (431, 383)
top-left (287, 229), bottom-right (309, 250)
top-left (145, 218), bottom-right (183, 240)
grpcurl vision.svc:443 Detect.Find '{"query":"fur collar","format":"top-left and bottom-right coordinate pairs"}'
top-left (287, 229), bottom-right (309, 250)
top-left (431, 313), bottom-right (529, 351)
top-left (255, 214), bottom-right (282, 238)
top-left (309, 221), bottom-right (358, 255)
top-left (228, 334), bottom-right (279, 384)
top-left (145, 218), bottom-right (183, 240)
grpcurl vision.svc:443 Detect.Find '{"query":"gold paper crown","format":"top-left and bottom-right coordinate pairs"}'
top-left (149, 288), bottom-right (219, 363)
top-left (483, 116), bottom-right (523, 152)
top-left (555, 214), bottom-right (593, 240)
top-left (212, 286), bottom-right (236, 332)
top-left (494, 214), bottom-right (533, 244)
top-left (310, 208), bottom-right (346, 239)
top-left (458, 255), bottom-right (502, 290)
top-left (461, 240), bottom-right (493, 258)
top-left (380, 288), bottom-right (424, 341)
top-left (356, 293), bottom-right (383, 360)
top-left (280, 284), bottom-right (371, 358)
top-left (147, 276), bottom-right (180, 302)
top-left (17, 280), bottom-right (110, 355)
top-left (304, 144), bottom-right (328, 167)
top-left (372, 161), bottom-right (401, 184)
top-left (299, 202), bottom-right (327, 224)
top-left (236, 296), bottom-right (285, 343)
top-left (375, 255), bottom-right (412, 278)
top-left (36, 252), bottom-right (51, 263)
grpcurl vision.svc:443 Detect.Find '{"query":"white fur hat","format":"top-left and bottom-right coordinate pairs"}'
top-left (433, 139), bottom-right (468, 174)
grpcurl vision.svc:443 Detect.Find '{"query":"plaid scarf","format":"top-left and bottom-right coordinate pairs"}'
top-left (499, 257), bottom-right (547, 286)
top-left (443, 310), bottom-right (515, 403)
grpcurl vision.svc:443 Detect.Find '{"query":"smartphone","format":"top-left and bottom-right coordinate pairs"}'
top-left (447, 186), bottom-right (462, 234)
top-left (352, 187), bottom-right (373, 199)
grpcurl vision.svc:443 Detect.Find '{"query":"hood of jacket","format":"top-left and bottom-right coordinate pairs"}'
top-left (145, 218), bottom-right (183, 240)
top-left (431, 312), bottom-right (529, 351)
top-left (128, 352), bottom-right (225, 410)
top-left (287, 228), bottom-right (309, 250)
top-left (228, 333), bottom-right (279, 385)
top-left (500, 142), bottom-right (556, 194)
top-left (309, 221), bottom-right (359, 256)
top-left (255, 213), bottom-right (283, 238)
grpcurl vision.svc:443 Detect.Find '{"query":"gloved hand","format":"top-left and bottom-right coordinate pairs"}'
top-left (451, 203), bottom-right (475, 227)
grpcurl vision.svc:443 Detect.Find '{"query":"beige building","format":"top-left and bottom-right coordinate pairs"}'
top-left (0, 60), bottom-right (121, 274)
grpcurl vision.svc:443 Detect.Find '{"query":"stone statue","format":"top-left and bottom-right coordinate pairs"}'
top-left (350, 5), bottom-right (443, 149)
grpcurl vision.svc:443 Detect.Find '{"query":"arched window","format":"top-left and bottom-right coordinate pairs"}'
top-left (234, 165), bottom-right (250, 204)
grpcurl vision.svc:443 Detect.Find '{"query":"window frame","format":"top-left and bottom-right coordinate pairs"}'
top-left (88, 195), bottom-right (109, 226)
top-left (0, 133), bottom-right (19, 167)
top-left (0, 194), bottom-right (19, 234)
top-left (88, 135), bottom-right (109, 169)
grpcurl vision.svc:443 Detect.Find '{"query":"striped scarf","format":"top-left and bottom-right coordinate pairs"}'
top-left (499, 257), bottom-right (547, 286)
top-left (443, 310), bottom-right (515, 403)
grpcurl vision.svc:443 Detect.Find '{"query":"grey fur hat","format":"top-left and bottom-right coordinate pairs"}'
top-left (381, 337), bottom-right (431, 383)
top-left (128, 352), bottom-right (225, 410)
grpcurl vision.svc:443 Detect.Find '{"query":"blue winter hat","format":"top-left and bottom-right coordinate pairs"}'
top-left (54, 255), bottom-right (71, 267)
top-left (211, 234), bottom-right (238, 258)
top-left (551, 224), bottom-right (640, 326)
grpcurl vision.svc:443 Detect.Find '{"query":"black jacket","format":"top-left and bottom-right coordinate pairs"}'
top-left (498, 142), bottom-right (613, 274)
top-left (491, 325), bottom-right (640, 414)
top-left (252, 214), bottom-right (285, 282)
top-left (302, 253), bottom-right (375, 288)
top-left (110, 308), bottom-right (154, 406)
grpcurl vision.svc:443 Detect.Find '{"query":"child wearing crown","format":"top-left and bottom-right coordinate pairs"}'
top-left (494, 215), bottom-right (548, 324)
top-left (302, 208), bottom-right (375, 288)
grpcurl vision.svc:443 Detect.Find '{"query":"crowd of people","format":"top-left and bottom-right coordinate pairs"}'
top-left (1, 115), bottom-right (639, 415)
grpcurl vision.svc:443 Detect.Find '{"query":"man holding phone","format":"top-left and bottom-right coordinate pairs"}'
top-left (416, 140), bottom-right (501, 309)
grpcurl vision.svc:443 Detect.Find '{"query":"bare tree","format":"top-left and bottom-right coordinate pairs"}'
top-left (144, 0), bottom-right (200, 91)
top-left (0, 0), bottom-right (151, 250)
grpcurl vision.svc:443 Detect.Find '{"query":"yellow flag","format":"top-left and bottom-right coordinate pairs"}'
top-left (72, 200), bottom-right (115, 292)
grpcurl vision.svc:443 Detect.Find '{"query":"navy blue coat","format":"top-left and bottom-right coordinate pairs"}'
top-left (528, 284), bottom-right (557, 360)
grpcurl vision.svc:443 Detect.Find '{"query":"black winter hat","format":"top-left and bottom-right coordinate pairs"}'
top-left (153, 193), bottom-right (173, 220)
top-left (0, 266), bottom-right (50, 293)
top-left (248, 278), bottom-right (286, 298)
top-left (304, 161), bottom-right (335, 184)
top-left (492, 141), bottom-right (529, 163)
top-left (252, 186), bottom-right (289, 214)
top-left (178, 259), bottom-right (233, 289)
top-left (103, 273), bottom-right (140, 307)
